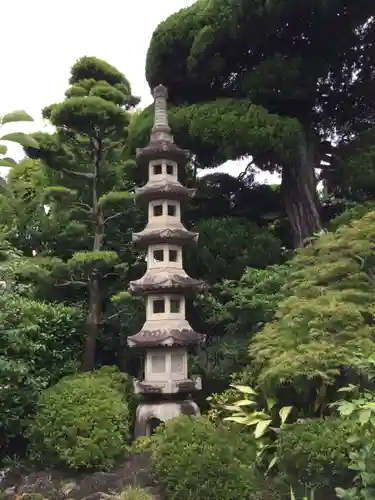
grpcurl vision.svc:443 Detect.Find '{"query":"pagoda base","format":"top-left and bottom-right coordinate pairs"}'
top-left (134, 400), bottom-right (200, 438)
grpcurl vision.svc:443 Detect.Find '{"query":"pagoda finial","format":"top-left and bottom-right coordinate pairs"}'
top-left (151, 84), bottom-right (172, 138)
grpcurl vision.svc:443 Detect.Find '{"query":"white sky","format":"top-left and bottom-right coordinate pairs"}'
top-left (0, 0), bottom-right (278, 183)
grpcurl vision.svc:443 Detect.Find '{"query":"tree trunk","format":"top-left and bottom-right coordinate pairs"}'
top-left (281, 131), bottom-right (322, 248)
top-left (81, 140), bottom-right (105, 371)
top-left (82, 268), bottom-right (101, 371)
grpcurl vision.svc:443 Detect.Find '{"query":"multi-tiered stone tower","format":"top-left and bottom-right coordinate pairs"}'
top-left (128, 85), bottom-right (205, 438)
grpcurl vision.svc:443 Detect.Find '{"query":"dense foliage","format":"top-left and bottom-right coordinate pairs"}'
top-left (276, 418), bottom-right (356, 497)
top-left (250, 211), bottom-right (375, 414)
top-left (27, 367), bottom-right (133, 470)
top-left (0, 293), bottom-right (83, 454)
top-left (137, 0), bottom-right (375, 247)
top-left (23, 56), bottom-right (142, 371)
top-left (1, 1), bottom-right (375, 495)
top-left (143, 416), bottom-right (268, 500)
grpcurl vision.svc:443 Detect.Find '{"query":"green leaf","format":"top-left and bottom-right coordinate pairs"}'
top-left (338, 402), bottom-right (356, 416)
top-left (0, 157), bottom-right (17, 167)
top-left (231, 384), bottom-right (257, 395)
top-left (347, 435), bottom-right (361, 444)
top-left (0, 145), bottom-right (7, 155)
top-left (266, 455), bottom-right (278, 473)
top-left (223, 416), bottom-right (249, 424)
top-left (279, 405), bottom-right (293, 425)
top-left (290, 487), bottom-right (296, 500)
top-left (359, 408), bottom-right (372, 425)
top-left (223, 405), bottom-right (246, 412)
top-left (254, 419), bottom-right (272, 438)
top-left (0, 133), bottom-right (39, 149)
top-left (1, 110), bottom-right (34, 125)
top-left (233, 399), bottom-right (257, 407)
top-left (266, 397), bottom-right (276, 410)
top-left (338, 385), bottom-right (357, 393)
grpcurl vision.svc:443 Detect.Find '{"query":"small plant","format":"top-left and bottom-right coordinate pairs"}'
top-left (131, 436), bottom-right (153, 454)
top-left (221, 384), bottom-right (292, 471)
top-left (331, 386), bottom-right (375, 499)
top-left (207, 370), bottom-right (254, 423)
top-left (118, 486), bottom-right (153, 500)
top-left (290, 487), bottom-right (315, 499)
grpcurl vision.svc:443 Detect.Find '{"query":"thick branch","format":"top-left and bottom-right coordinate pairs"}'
top-left (104, 211), bottom-right (125, 224)
top-left (107, 309), bottom-right (126, 320)
top-left (62, 168), bottom-right (94, 179)
top-left (72, 201), bottom-right (93, 213)
top-left (103, 140), bottom-right (124, 152)
top-left (55, 280), bottom-right (88, 287)
top-left (102, 272), bottom-right (120, 279)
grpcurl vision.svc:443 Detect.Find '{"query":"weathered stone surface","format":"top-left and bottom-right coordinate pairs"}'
top-left (129, 269), bottom-right (205, 294)
top-left (128, 326), bottom-right (204, 347)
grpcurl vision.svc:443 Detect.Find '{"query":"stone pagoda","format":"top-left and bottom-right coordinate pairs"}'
top-left (127, 85), bottom-right (205, 438)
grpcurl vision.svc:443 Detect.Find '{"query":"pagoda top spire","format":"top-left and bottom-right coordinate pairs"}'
top-left (136, 84), bottom-right (189, 167)
top-left (151, 85), bottom-right (171, 136)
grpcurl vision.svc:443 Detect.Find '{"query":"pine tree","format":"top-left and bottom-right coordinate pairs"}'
top-left (25, 57), bottom-right (142, 371)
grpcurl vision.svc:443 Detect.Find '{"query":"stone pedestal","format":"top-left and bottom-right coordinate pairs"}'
top-left (134, 401), bottom-right (201, 438)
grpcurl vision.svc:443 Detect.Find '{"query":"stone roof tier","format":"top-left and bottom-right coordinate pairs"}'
top-left (132, 227), bottom-right (198, 247)
top-left (136, 141), bottom-right (190, 169)
top-left (129, 269), bottom-right (205, 295)
top-left (134, 178), bottom-right (196, 202)
top-left (127, 326), bottom-right (205, 347)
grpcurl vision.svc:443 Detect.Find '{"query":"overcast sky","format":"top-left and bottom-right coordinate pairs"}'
top-left (1, 0), bottom-right (278, 182)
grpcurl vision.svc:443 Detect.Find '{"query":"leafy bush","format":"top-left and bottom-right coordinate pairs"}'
top-left (0, 294), bottom-right (83, 451)
top-left (146, 416), bottom-right (262, 500)
top-left (119, 487), bottom-right (153, 500)
top-left (27, 366), bottom-right (132, 470)
top-left (333, 387), bottom-right (375, 499)
top-left (276, 417), bottom-right (356, 496)
top-left (250, 212), bottom-right (375, 403)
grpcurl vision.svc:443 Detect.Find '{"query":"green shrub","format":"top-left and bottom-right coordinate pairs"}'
top-left (0, 294), bottom-right (83, 451)
top-left (146, 416), bottom-right (262, 500)
top-left (119, 486), bottom-right (153, 500)
top-left (276, 417), bottom-right (356, 497)
top-left (27, 366), bottom-right (132, 470)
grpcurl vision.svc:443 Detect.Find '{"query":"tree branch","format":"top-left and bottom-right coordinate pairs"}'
top-left (62, 168), bottom-right (94, 179)
top-left (107, 308), bottom-right (126, 320)
top-left (102, 272), bottom-right (120, 279)
top-left (72, 201), bottom-right (93, 213)
top-left (55, 280), bottom-right (88, 287)
top-left (104, 211), bottom-right (125, 224)
top-left (103, 140), bottom-right (125, 152)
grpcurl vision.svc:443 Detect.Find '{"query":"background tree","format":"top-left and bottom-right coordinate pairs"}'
top-left (328, 126), bottom-right (375, 203)
top-left (24, 57), bottom-right (143, 371)
top-left (250, 210), bottom-right (375, 416)
top-left (131, 0), bottom-right (375, 247)
top-left (0, 110), bottom-right (39, 168)
top-left (185, 216), bottom-right (283, 285)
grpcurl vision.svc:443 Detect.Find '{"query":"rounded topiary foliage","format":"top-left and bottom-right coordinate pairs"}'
top-left (147, 416), bottom-right (261, 500)
top-left (276, 416), bottom-right (357, 497)
top-left (27, 366), bottom-right (132, 470)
